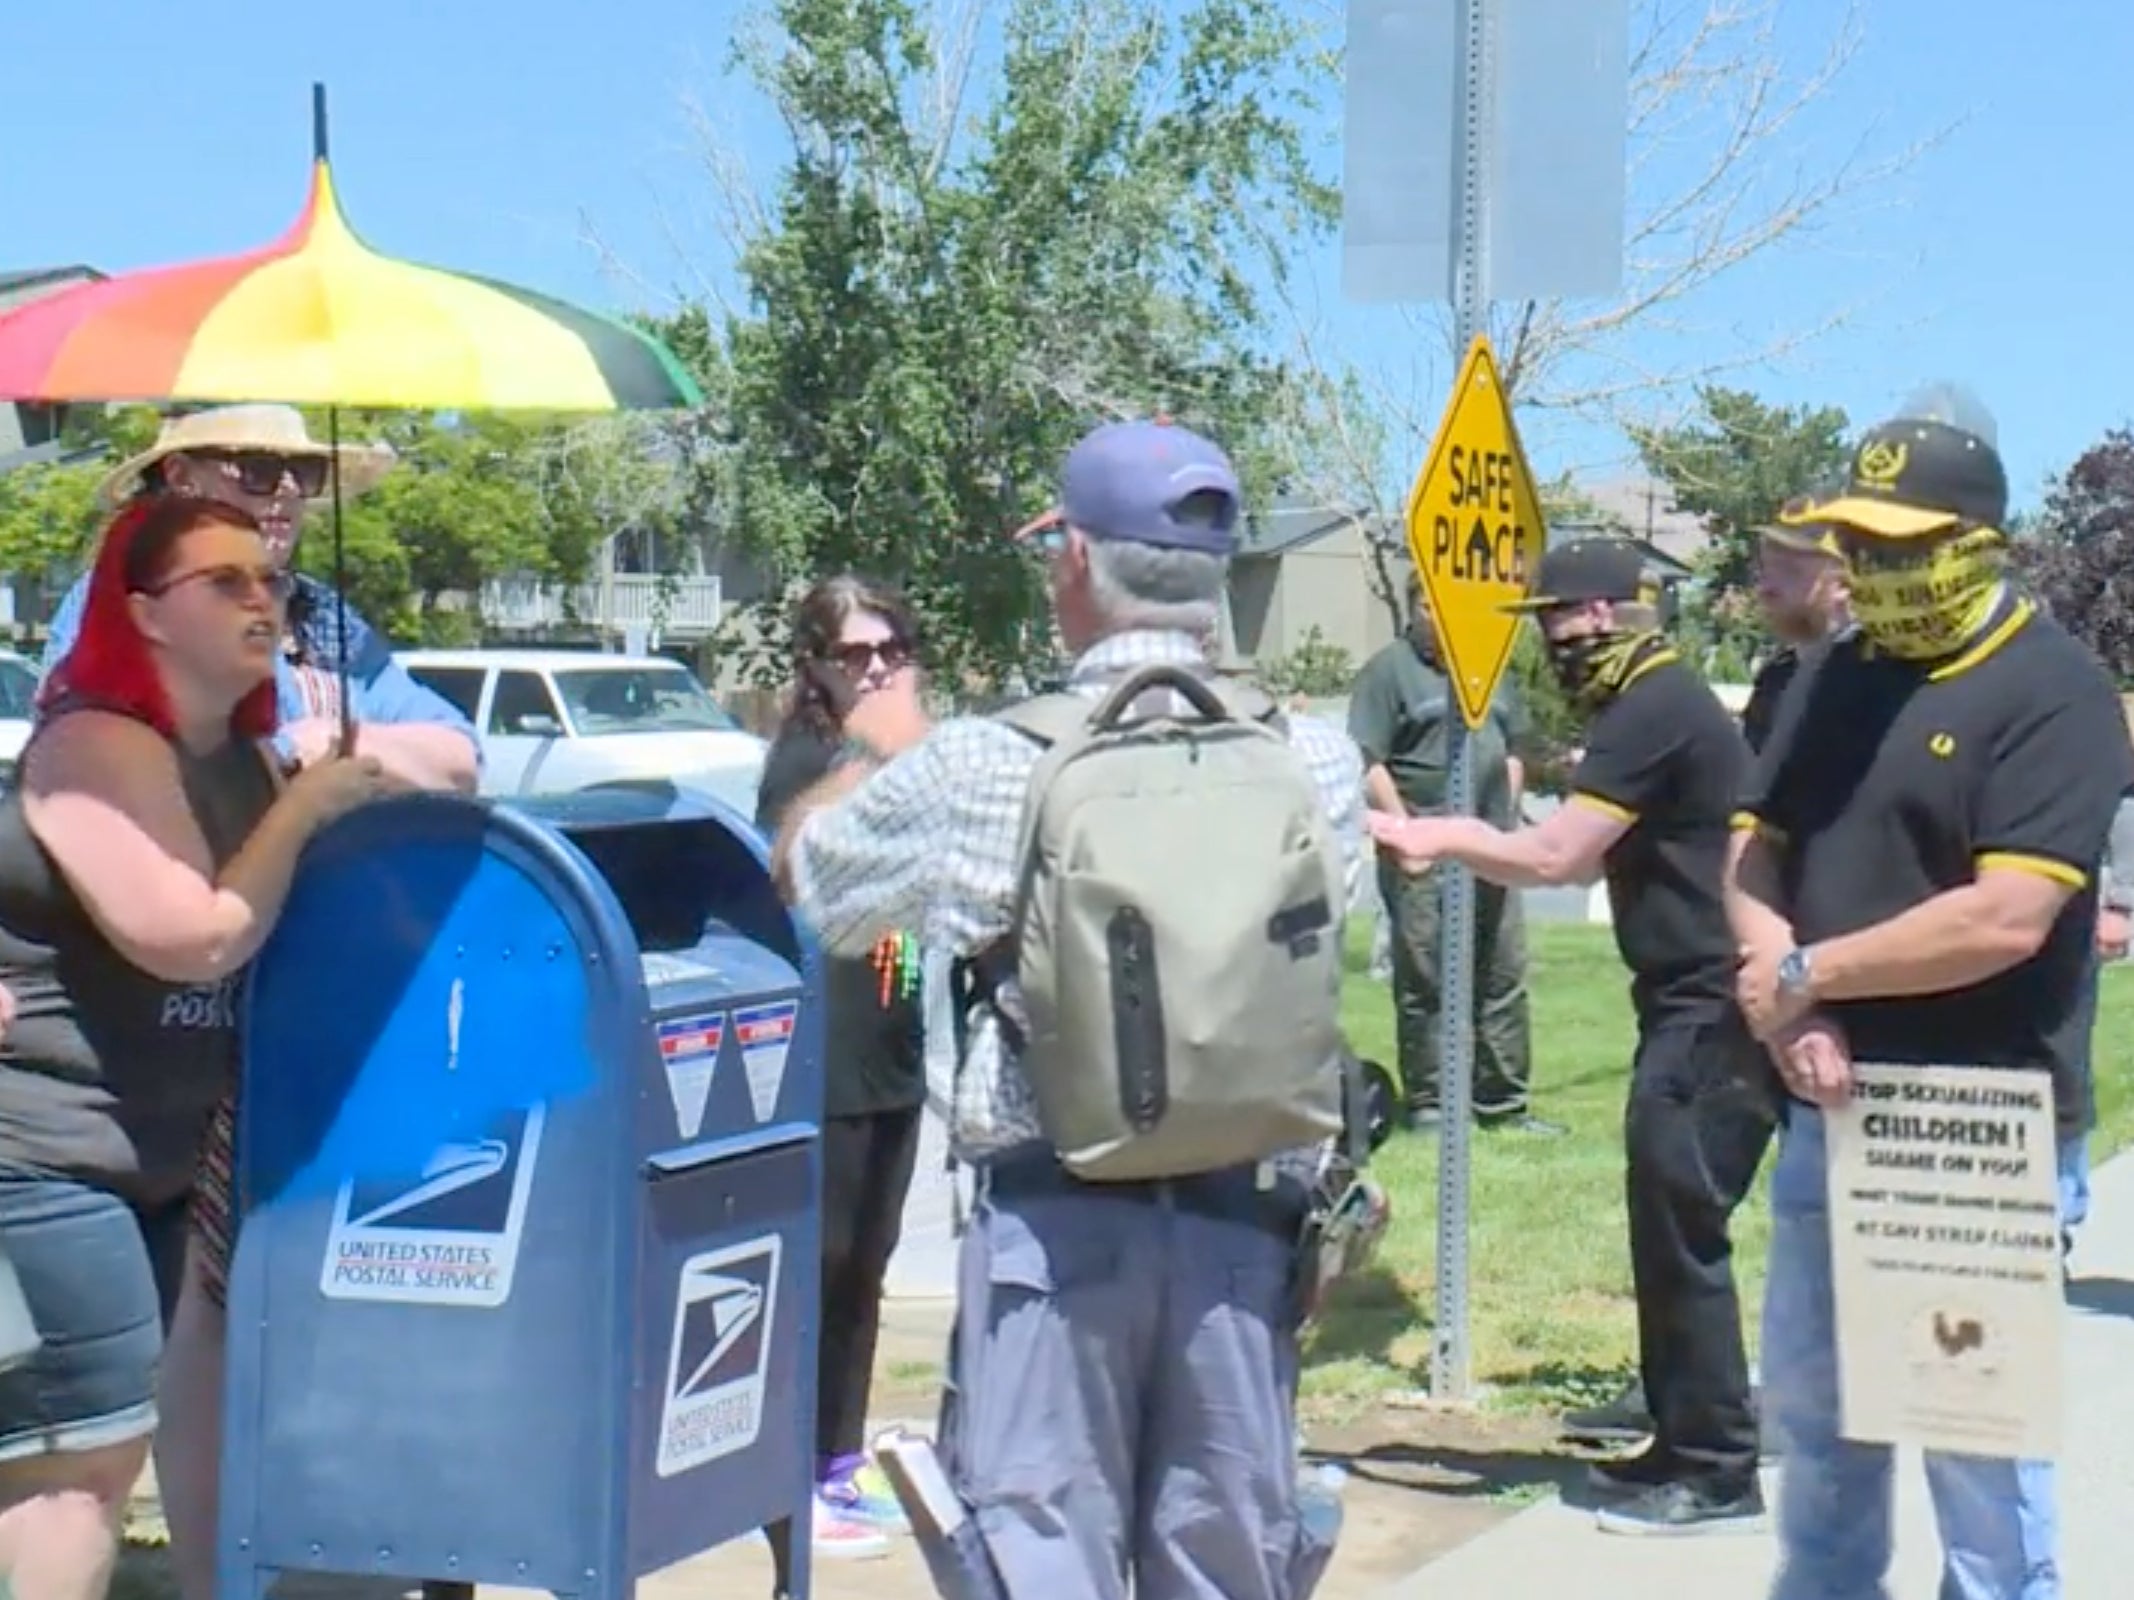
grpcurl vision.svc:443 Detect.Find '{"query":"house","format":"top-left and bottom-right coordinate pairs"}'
top-left (1576, 473), bottom-right (1711, 577)
top-left (1551, 515), bottom-right (1698, 588)
top-left (0, 267), bottom-right (105, 472)
top-left (480, 522), bottom-right (735, 648)
top-left (1218, 501), bottom-right (1395, 675)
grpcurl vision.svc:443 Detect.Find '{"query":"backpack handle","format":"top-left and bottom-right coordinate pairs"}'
top-left (1087, 662), bottom-right (1234, 732)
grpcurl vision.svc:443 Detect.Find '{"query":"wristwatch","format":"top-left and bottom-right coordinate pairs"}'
top-left (1776, 946), bottom-right (1816, 1001)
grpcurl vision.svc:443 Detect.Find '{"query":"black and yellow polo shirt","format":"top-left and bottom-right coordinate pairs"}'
top-left (1570, 652), bottom-right (1751, 1017)
top-left (1736, 599), bottom-right (2134, 1136)
top-left (1741, 628), bottom-right (1852, 756)
top-left (1739, 646), bottom-right (1801, 758)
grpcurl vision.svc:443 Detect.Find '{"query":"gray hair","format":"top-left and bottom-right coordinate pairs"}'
top-left (1081, 535), bottom-right (1226, 637)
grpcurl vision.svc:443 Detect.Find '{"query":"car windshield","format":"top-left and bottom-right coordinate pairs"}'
top-left (551, 667), bottom-right (739, 736)
top-left (0, 659), bottom-right (37, 720)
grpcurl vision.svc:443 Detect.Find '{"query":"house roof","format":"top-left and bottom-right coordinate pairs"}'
top-left (1550, 516), bottom-right (1698, 580)
top-left (0, 266), bottom-right (103, 298)
top-left (1577, 474), bottom-right (1710, 569)
top-left (1238, 501), bottom-right (1367, 559)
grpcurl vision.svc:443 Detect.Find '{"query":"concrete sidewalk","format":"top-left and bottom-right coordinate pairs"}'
top-left (1380, 1148), bottom-right (2134, 1598)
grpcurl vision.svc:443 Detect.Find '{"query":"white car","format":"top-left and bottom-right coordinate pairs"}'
top-left (397, 649), bottom-right (768, 821)
top-left (0, 649), bottom-right (39, 789)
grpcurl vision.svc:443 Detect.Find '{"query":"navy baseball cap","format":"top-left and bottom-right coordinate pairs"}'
top-left (1015, 419), bottom-right (1243, 555)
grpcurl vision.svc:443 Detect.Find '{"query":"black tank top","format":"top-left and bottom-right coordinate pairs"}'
top-left (0, 710), bottom-right (281, 1204)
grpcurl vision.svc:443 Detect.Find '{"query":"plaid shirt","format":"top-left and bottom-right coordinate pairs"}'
top-left (789, 628), bottom-right (1367, 1164)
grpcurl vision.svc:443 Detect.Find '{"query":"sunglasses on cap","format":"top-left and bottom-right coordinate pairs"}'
top-left (198, 451), bottom-right (331, 499)
top-left (830, 637), bottom-right (914, 675)
top-left (138, 563), bottom-right (296, 606)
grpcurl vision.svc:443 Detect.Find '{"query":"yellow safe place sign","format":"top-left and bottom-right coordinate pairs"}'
top-left (1403, 335), bottom-right (1547, 730)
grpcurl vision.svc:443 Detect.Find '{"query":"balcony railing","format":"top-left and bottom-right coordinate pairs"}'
top-left (480, 573), bottom-right (725, 636)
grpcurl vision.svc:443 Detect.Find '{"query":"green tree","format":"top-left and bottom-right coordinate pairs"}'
top-left (1256, 626), bottom-right (1354, 699)
top-left (55, 403), bottom-right (162, 461)
top-left (302, 409), bottom-right (694, 642)
top-left (2015, 427), bottom-right (2134, 682)
top-left (0, 404), bottom-right (679, 643)
top-left (0, 459), bottom-right (102, 590)
top-left (1506, 627), bottom-right (1591, 794)
top-left (670, 0), bottom-right (1337, 687)
top-left (0, 406), bottom-right (169, 587)
top-left (1631, 385), bottom-right (1852, 668)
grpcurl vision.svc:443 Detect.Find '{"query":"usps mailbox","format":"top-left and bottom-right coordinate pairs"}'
top-left (217, 786), bottom-right (824, 1600)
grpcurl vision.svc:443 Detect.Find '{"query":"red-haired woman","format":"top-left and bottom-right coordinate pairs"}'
top-left (0, 497), bottom-right (384, 1600)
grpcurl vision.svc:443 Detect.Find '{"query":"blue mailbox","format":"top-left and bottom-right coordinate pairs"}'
top-left (217, 786), bottom-right (824, 1600)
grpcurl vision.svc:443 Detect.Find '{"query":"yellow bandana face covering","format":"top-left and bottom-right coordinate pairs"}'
top-left (1546, 628), bottom-right (1668, 709)
top-left (1844, 525), bottom-right (2006, 661)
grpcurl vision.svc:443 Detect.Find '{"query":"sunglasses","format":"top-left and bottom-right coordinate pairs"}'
top-left (830, 638), bottom-right (914, 675)
top-left (140, 563), bottom-right (296, 605)
top-left (201, 451), bottom-right (331, 499)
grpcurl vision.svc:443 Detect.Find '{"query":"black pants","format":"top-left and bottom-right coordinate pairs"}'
top-left (816, 1106), bottom-right (925, 1467)
top-left (1623, 1004), bottom-right (1777, 1486)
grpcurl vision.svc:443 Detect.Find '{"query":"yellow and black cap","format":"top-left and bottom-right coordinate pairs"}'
top-left (1783, 418), bottom-right (2008, 540)
top-left (1502, 536), bottom-right (1646, 613)
top-left (1754, 494), bottom-right (1841, 556)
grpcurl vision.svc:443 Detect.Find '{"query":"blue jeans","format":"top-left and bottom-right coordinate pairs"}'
top-left (2058, 1135), bottom-right (2091, 1242)
top-left (0, 1172), bottom-right (186, 1461)
top-left (1764, 1110), bottom-right (2064, 1600)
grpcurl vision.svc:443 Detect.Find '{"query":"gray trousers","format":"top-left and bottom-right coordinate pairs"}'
top-left (1379, 856), bottom-right (1533, 1118)
top-left (939, 1175), bottom-right (1330, 1599)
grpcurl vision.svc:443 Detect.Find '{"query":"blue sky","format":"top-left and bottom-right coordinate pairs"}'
top-left (6, 0), bottom-right (2130, 514)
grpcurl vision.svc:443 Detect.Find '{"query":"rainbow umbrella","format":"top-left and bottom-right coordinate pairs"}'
top-left (0, 83), bottom-right (703, 749)
top-left (0, 92), bottom-right (711, 1349)
top-left (0, 87), bottom-right (700, 414)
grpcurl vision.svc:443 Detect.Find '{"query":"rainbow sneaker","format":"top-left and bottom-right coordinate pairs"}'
top-left (819, 1452), bottom-right (912, 1534)
top-left (811, 1496), bottom-right (891, 1560)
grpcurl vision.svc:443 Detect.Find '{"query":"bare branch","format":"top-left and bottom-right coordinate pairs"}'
top-left (1289, 0), bottom-right (1960, 513)
top-left (921, 0), bottom-right (992, 178)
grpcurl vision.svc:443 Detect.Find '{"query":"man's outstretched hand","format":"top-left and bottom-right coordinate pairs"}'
top-left (1367, 811), bottom-right (1453, 876)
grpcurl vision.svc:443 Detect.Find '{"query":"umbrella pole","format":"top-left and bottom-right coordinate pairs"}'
top-left (329, 405), bottom-right (353, 757)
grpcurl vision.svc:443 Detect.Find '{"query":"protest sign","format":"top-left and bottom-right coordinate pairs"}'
top-left (1824, 1062), bottom-right (2064, 1459)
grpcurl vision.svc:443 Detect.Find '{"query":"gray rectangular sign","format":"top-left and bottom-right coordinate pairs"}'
top-left (1342, 0), bottom-right (1629, 305)
top-left (1340, 0), bottom-right (1459, 305)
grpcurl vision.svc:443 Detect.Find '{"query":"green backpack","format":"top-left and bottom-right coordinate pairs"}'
top-left (991, 662), bottom-right (1346, 1181)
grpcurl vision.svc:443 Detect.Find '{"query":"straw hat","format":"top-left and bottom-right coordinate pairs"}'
top-left (95, 405), bottom-right (397, 509)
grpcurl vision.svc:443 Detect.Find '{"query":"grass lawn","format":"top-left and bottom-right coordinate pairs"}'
top-left (1305, 920), bottom-right (2134, 1418)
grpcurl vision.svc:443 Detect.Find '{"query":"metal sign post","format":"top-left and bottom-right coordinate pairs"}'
top-left (1357, 0), bottom-right (1623, 1403)
top-left (1405, 335), bottom-right (1550, 1400)
top-left (1434, 0), bottom-right (1494, 1404)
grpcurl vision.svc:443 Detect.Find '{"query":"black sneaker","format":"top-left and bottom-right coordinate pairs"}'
top-left (1562, 1381), bottom-right (1652, 1447)
top-left (1594, 1478), bottom-right (1766, 1537)
top-left (1587, 1444), bottom-right (1679, 1498)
